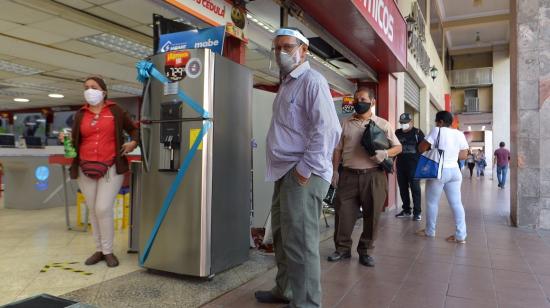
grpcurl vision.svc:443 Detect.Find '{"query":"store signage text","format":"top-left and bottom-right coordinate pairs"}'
top-left (361, 0), bottom-right (394, 42)
top-left (158, 26), bottom-right (226, 54)
top-left (352, 0), bottom-right (407, 68)
top-left (407, 2), bottom-right (430, 76)
top-left (164, 0), bottom-right (247, 38)
top-left (194, 0), bottom-right (225, 18)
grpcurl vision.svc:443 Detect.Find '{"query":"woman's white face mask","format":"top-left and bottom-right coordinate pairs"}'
top-left (84, 88), bottom-right (104, 106)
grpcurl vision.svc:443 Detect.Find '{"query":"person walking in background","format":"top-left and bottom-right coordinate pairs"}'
top-left (494, 142), bottom-right (511, 188)
top-left (466, 150), bottom-right (475, 178)
top-left (254, 27), bottom-right (341, 308)
top-left (394, 113), bottom-right (424, 221)
top-left (416, 111), bottom-right (469, 244)
top-left (476, 150), bottom-right (487, 177)
top-left (59, 76), bottom-right (138, 267)
top-left (327, 88), bottom-right (402, 267)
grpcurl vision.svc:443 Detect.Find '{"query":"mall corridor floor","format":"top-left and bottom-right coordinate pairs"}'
top-left (204, 175), bottom-right (550, 308)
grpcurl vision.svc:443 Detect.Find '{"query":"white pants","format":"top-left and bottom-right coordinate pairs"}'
top-left (77, 165), bottom-right (123, 254)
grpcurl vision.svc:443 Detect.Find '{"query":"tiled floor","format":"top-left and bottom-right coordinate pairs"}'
top-left (204, 172), bottom-right (550, 308)
top-left (0, 204), bottom-right (140, 306)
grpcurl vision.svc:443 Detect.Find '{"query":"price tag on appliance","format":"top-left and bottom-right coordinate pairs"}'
top-left (165, 51), bottom-right (191, 82)
top-left (342, 96), bottom-right (354, 114)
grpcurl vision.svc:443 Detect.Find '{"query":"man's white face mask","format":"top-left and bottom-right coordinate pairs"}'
top-left (275, 46), bottom-right (301, 75)
top-left (400, 123), bottom-right (410, 130)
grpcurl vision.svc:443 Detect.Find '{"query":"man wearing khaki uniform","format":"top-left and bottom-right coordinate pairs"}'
top-left (327, 88), bottom-right (401, 267)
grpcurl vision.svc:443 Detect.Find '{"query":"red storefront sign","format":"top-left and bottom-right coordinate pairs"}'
top-left (291, 0), bottom-right (407, 73)
top-left (351, 0), bottom-right (407, 69)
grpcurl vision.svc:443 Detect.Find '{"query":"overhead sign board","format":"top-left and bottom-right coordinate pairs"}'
top-left (164, 0), bottom-right (247, 34)
top-left (158, 26), bottom-right (226, 54)
top-left (351, 0), bottom-right (407, 69)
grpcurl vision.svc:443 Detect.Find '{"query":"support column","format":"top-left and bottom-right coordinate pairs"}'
top-left (511, 0), bottom-right (550, 228)
top-left (375, 73), bottom-right (398, 210)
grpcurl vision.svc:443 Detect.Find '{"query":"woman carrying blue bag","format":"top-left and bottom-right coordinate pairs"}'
top-left (416, 111), bottom-right (469, 243)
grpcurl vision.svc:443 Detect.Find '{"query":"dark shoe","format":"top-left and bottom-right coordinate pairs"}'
top-left (85, 251), bottom-right (104, 265)
top-left (254, 291), bottom-right (289, 304)
top-left (395, 210), bottom-right (412, 218)
top-left (413, 214), bottom-right (422, 221)
top-left (327, 251), bottom-right (351, 262)
top-left (104, 253), bottom-right (119, 267)
top-left (359, 255), bottom-right (375, 267)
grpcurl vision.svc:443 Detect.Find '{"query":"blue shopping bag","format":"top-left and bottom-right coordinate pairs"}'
top-left (414, 148), bottom-right (444, 179)
top-left (414, 129), bottom-right (444, 179)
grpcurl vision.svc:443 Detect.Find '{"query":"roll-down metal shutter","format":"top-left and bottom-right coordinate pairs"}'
top-left (404, 73), bottom-right (420, 110)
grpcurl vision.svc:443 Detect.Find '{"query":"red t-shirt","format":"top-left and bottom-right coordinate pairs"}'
top-left (79, 102), bottom-right (116, 162)
top-left (494, 148), bottom-right (510, 167)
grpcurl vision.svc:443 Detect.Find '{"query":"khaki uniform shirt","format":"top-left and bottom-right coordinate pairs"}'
top-left (335, 114), bottom-right (401, 169)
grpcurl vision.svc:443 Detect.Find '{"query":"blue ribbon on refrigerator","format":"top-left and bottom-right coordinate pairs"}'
top-left (136, 60), bottom-right (210, 119)
top-left (136, 59), bottom-right (212, 265)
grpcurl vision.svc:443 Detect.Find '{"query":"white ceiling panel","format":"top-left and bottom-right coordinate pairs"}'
top-left (85, 0), bottom-right (118, 4)
top-left (133, 25), bottom-right (154, 36)
top-left (85, 6), bottom-right (141, 28)
top-left (9, 58), bottom-right (60, 72)
top-left (28, 18), bottom-right (101, 39)
top-left (93, 52), bottom-right (139, 65)
top-left (0, 71), bottom-right (21, 79)
top-left (441, 0), bottom-right (509, 20)
top-left (246, 49), bottom-right (267, 62)
top-left (0, 35), bottom-right (137, 83)
top-left (2, 76), bottom-right (61, 85)
top-left (49, 69), bottom-right (93, 79)
top-left (101, 0), bottom-right (178, 25)
top-left (52, 40), bottom-right (110, 56)
top-left (0, 1), bottom-right (54, 24)
top-left (0, 54), bottom-right (16, 61)
top-left (0, 20), bottom-right (20, 32)
top-left (245, 59), bottom-right (269, 70)
top-left (53, 0), bottom-right (95, 10)
top-left (5, 25), bottom-right (69, 45)
top-left (448, 21), bottom-right (509, 48)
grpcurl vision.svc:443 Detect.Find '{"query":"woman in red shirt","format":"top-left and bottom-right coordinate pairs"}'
top-left (63, 76), bottom-right (138, 267)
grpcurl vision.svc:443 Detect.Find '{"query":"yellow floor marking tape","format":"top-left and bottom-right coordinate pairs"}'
top-left (40, 262), bottom-right (93, 276)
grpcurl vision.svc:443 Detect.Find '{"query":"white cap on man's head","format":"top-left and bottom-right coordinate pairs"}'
top-left (275, 28), bottom-right (309, 46)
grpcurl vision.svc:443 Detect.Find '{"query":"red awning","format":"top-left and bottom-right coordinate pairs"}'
top-left (292, 0), bottom-right (407, 74)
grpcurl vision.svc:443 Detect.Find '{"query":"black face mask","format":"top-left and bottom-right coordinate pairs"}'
top-left (354, 102), bottom-right (371, 114)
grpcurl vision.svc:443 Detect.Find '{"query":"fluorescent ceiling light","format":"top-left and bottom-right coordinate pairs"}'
top-left (0, 59), bottom-right (43, 76)
top-left (247, 12), bottom-right (275, 33)
top-left (79, 33), bottom-right (152, 59)
top-left (48, 93), bottom-right (64, 98)
top-left (14, 98), bottom-right (29, 102)
top-left (111, 84), bottom-right (142, 96)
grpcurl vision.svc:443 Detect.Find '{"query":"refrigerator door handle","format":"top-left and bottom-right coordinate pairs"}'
top-left (140, 78), bottom-right (152, 172)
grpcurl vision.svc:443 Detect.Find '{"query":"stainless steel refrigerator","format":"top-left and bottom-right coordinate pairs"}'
top-left (138, 48), bottom-right (252, 277)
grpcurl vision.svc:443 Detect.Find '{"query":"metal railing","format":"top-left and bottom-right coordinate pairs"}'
top-left (464, 97), bottom-right (480, 113)
top-left (449, 67), bottom-right (493, 87)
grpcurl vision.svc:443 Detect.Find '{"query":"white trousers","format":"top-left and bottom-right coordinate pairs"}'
top-left (77, 165), bottom-right (123, 254)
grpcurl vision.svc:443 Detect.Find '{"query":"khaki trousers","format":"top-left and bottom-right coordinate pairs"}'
top-left (271, 169), bottom-right (329, 308)
top-left (333, 168), bottom-right (387, 256)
